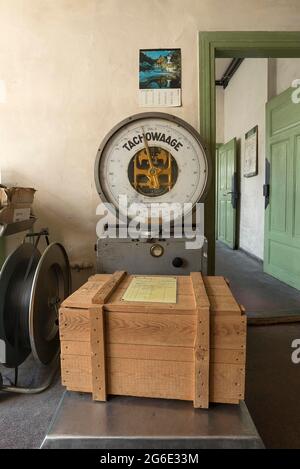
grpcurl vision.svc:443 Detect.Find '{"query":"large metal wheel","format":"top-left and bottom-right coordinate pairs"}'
top-left (0, 243), bottom-right (41, 367)
top-left (0, 242), bottom-right (71, 368)
top-left (29, 243), bottom-right (71, 365)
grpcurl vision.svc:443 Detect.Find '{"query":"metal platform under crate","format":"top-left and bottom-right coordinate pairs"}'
top-left (41, 391), bottom-right (264, 449)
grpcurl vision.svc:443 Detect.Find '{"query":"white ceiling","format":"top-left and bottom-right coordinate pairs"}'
top-left (215, 58), bottom-right (232, 80)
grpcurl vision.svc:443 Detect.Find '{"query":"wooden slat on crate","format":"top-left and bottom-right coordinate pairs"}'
top-left (209, 296), bottom-right (241, 314)
top-left (211, 315), bottom-right (247, 350)
top-left (88, 270), bottom-right (126, 402)
top-left (90, 306), bottom-right (106, 401)
top-left (60, 342), bottom-right (245, 365)
top-left (61, 355), bottom-right (92, 373)
top-left (106, 311), bottom-right (195, 347)
top-left (105, 305), bottom-right (195, 314)
top-left (62, 371), bottom-right (92, 392)
top-left (107, 357), bottom-right (194, 401)
top-left (204, 276), bottom-right (230, 286)
top-left (204, 276), bottom-right (242, 315)
top-left (211, 348), bottom-right (245, 364)
top-left (61, 275), bottom-right (111, 309)
top-left (203, 276), bottom-right (232, 295)
top-left (204, 275), bottom-right (246, 404)
top-left (61, 341), bottom-right (91, 356)
top-left (92, 270), bottom-right (126, 305)
top-left (210, 363), bottom-right (245, 403)
top-left (190, 272), bottom-right (210, 409)
top-left (107, 343), bottom-right (192, 362)
top-left (59, 308), bottom-right (90, 341)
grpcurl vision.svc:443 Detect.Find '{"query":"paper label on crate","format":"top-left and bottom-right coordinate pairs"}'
top-left (13, 207), bottom-right (31, 223)
top-left (122, 276), bottom-right (177, 303)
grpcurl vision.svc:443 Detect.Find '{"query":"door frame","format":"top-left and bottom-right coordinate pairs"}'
top-left (199, 31), bottom-right (300, 274)
top-left (215, 143), bottom-right (222, 240)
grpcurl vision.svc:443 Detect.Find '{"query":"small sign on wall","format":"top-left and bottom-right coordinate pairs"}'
top-left (139, 49), bottom-right (181, 107)
top-left (244, 125), bottom-right (258, 178)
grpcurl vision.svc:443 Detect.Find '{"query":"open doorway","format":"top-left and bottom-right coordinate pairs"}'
top-left (215, 58), bottom-right (266, 258)
top-left (199, 32), bottom-right (300, 313)
top-left (214, 56), bottom-right (300, 313)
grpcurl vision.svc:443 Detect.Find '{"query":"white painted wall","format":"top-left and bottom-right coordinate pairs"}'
top-left (224, 59), bottom-right (268, 259)
top-left (1, 1), bottom-right (300, 278)
top-left (276, 58), bottom-right (300, 94)
top-left (216, 87), bottom-right (224, 143)
top-left (222, 58), bottom-right (300, 260)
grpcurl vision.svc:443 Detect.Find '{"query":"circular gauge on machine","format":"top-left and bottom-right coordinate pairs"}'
top-left (95, 112), bottom-right (210, 222)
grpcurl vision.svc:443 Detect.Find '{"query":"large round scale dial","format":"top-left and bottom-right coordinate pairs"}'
top-left (95, 113), bottom-right (210, 221)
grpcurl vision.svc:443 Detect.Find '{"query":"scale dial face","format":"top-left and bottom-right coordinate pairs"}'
top-left (95, 113), bottom-right (210, 220)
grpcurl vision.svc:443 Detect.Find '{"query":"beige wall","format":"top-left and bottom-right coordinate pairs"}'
top-left (1, 0), bottom-right (300, 276)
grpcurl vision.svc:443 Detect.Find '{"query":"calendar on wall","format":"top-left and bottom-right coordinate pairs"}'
top-left (138, 49), bottom-right (182, 107)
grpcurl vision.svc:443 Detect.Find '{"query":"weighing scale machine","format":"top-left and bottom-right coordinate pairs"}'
top-left (94, 112), bottom-right (210, 275)
top-left (41, 112), bottom-right (263, 448)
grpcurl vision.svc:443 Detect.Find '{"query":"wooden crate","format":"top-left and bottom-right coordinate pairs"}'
top-left (59, 271), bottom-right (246, 409)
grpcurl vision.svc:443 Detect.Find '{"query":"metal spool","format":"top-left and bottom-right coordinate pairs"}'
top-left (29, 243), bottom-right (70, 365)
top-left (0, 242), bottom-right (71, 369)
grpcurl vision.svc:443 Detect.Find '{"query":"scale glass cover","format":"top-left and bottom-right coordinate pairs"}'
top-left (95, 113), bottom-right (210, 223)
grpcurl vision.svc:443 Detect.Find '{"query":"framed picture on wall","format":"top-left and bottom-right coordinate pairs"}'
top-left (138, 49), bottom-right (182, 107)
top-left (244, 125), bottom-right (258, 178)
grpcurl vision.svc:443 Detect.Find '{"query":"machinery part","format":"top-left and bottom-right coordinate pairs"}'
top-left (97, 237), bottom-right (206, 275)
top-left (29, 243), bottom-right (71, 365)
top-left (41, 393), bottom-right (264, 449)
top-left (95, 112), bottom-right (211, 223)
top-left (1, 355), bottom-right (59, 394)
top-left (172, 257), bottom-right (184, 268)
top-left (0, 243), bottom-right (41, 367)
top-left (0, 242), bottom-right (71, 370)
top-left (25, 228), bottom-right (50, 245)
top-left (129, 146), bottom-right (178, 196)
top-left (150, 244), bottom-right (164, 258)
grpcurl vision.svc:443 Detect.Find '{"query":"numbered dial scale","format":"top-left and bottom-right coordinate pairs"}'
top-left (95, 113), bottom-right (210, 220)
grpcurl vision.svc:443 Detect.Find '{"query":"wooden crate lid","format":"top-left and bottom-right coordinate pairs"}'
top-left (203, 276), bottom-right (242, 316)
top-left (61, 274), bottom-right (111, 309)
top-left (62, 272), bottom-right (243, 317)
top-left (62, 272), bottom-right (209, 313)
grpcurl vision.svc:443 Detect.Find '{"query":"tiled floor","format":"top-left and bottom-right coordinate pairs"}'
top-left (216, 241), bottom-right (300, 314)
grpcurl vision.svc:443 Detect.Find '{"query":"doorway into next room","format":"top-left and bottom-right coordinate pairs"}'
top-left (215, 57), bottom-right (300, 314)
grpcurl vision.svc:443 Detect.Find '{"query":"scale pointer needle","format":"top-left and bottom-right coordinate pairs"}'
top-left (141, 128), bottom-right (160, 189)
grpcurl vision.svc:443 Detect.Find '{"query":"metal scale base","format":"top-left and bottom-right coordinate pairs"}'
top-left (41, 391), bottom-right (264, 449)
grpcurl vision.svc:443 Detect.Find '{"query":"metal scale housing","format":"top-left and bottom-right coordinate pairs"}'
top-left (94, 112), bottom-right (211, 275)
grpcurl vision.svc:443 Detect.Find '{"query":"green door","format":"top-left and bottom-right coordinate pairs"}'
top-left (264, 87), bottom-right (300, 289)
top-left (217, 138), bottom-right (237, 249)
